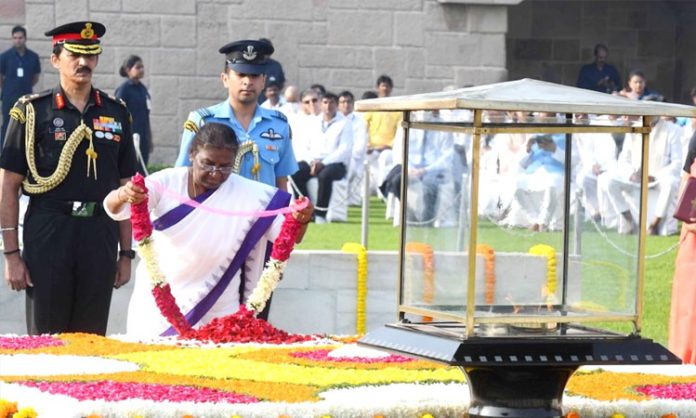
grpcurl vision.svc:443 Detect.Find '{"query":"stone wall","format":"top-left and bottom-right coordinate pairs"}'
top-left (0, 250), bottom-right (571, 336)
top-left (0, 0), bottom-right (510, 164)
top-left (506, 0), bottom-right (690, 103)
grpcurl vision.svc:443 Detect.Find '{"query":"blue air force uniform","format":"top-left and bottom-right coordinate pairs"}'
top-left (175, 39), bottom-right (298, 321)
top-left (175, 39), bottom-right (298, 187)
top-left (175, 101), bottom-right (297, 186)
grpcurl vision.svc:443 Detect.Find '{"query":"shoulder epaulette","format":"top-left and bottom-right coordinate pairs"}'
top-left (270, 109), bottom-right (287, 122)
top-left (17, 90), bottom-right (51, 105)
top-left (97, 89), bottom-right (127, 108)
top-left (195, 108), bottom-right (213, 119)
top-left (9, 106), bottom-right (26, 124)
top-left (183, 108), bottom-right (211, 133)
top-left (183, 119), bottom-right (199, 133)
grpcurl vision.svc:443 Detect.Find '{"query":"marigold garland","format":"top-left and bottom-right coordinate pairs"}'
top-left (405, 242), bottom-right (434, 322)
top-left (566, 371), bottom-right (696, 401)
top-left (0, 400), bottom-right (18, 418)
top-left (476, 244), bottom-right (496, 304)
top-left (11, 407), bottom-right (37, 418)
top-left (528, 244), bottom-right (557, 305)
top-left (342, 243), bottom-right (368, 334)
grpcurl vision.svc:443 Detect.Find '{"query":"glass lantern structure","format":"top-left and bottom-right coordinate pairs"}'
top-left (356, 79), bottom-right (695, 418)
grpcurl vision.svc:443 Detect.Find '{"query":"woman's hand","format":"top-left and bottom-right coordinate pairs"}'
top-left (118, 181), bottom-right (147, 205)
top-left (292, 197), bottom-right (314, 225)
top-left (685, 221), bottom-right (696, 234)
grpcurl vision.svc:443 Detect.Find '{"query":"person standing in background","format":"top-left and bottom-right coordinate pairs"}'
top-left (0, 26), bottom-right (41, 144)
top-left (576, 43), bottom-right (621, 94)
top-left (257, 38), bottom-right (285, 105)
top-left (115, 55), bottom-right (151, 170)
top-left (260, 80), bottom-right (285, 110)
top-left (669, 132), bottom-right (696, 364)
top-left (363, 75), bottom-right (401, 195)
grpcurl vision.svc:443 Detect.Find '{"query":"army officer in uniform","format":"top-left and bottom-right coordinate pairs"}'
top-left (0, 21), bottom-right (138, 335)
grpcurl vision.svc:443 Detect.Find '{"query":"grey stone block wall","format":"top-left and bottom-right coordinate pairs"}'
top-left (5, 0), bottom-right (694, 165)
top-left (0, 0), bottom-right (509, 164)
top-left (506, 0), bottom-right (690, 103)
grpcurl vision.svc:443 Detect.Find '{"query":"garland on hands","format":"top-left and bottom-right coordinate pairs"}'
top-left (129, 173), bottom-right (305, 337)
top-left (246, 211), bottom-right (304, 314)
top-left (130, 174), bottom-right (193, 337)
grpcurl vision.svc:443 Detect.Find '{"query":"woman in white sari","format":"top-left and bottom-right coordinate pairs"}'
top-left (104, 123), bottom-right (312, 337)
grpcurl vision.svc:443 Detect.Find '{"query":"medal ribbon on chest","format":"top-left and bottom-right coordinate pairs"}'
top-left (22, 103), bottom-right (97, 194)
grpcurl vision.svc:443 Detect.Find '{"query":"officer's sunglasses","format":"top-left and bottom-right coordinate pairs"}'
top-left (195, 160), bottom-right (234, 175)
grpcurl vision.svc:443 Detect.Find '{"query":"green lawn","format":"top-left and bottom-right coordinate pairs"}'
top-left (297, 198), bottom-right (678, 346)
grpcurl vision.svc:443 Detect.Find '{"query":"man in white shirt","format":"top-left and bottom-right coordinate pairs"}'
top-left (572, 114), bottom-right (617, 223)
top-left (338, 90), bottom-right (368, 205)
top-left (380, 110), bottom-right (453, 225)
top-left (279, 84), bottom-right (300, 117)
top-left (287, 89), bottom-right (321, 165)
top-left (260, 80), bottom-right (285, 110)
top-left (600, 117), bottom-right (682, 234)
top-left (290, 92), bottom-right (353, 223)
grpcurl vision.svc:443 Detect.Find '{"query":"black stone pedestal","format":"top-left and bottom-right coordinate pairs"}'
top-left (359, 324), bottom-right (681, 418)
top-left (463, 365), bottom-right (578, 418)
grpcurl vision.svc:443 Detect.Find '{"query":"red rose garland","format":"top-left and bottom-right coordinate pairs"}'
top-left (271, 212), bottom-right (303, 261)
top-left (130, 173), bottom-right (193, 337)
top-left (130, 172), bottom-right (152, 241)
top-left (245, 204), bottom-right (305, 314)
top-left (129, 173), bottom-right (308, 342)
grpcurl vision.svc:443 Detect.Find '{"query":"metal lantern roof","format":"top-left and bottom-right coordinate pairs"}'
top-left (355, 78), bottom-right (696, 117)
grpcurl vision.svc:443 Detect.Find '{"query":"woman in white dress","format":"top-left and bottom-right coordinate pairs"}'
top-left (104, 123), bottom-right (312, 337)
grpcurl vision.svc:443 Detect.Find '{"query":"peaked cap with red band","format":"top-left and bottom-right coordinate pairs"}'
top-left (45, 21), bottom-right (106, 55)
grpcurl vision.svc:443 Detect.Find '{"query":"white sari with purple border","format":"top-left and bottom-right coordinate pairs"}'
top-left (107, 167), bottom-right (287, 337)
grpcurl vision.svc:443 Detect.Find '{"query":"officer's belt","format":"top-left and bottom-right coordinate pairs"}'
top-left (30, 198), bottom-right (104, 217)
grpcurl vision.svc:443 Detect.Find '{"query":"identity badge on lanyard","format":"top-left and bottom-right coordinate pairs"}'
top-left (17, 67), bottom-right (24, 78)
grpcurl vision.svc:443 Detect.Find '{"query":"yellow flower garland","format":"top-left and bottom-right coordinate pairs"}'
top-left (342, 243), bottom-right (368, 334)
top-left (10, 407), bottom-right (37, 418)
top-left (0, 400), bottom-right (18, 418)
top-left (476, 244), bottom-right (496, 304)
top-left (528, 244), bottom-right (557, 305)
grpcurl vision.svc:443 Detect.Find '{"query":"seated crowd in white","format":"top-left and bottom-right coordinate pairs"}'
top-left (278, 80), bottom-right (689, 234)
